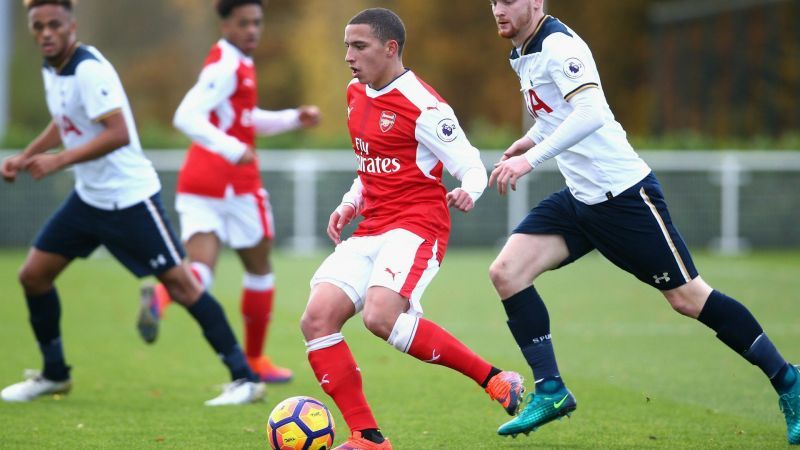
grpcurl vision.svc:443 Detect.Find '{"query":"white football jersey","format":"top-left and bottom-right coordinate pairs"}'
top-left (42, 44), bottom-right (160, 210)
top-left (511, 16), bottom-right (650, 204)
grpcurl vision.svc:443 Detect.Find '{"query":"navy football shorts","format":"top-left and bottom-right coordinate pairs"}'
top-left (514, 172), bottom-right (698, 290)
top-left (34, 191), bottom-right (185, 277)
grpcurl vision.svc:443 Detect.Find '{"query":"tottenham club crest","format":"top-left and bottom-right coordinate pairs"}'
top-left (379, 111), bottom-right (396, 133)
top-left (563, 57), bottom-right (585, 79)
top-left (436, 118), bottom-right (458, 142)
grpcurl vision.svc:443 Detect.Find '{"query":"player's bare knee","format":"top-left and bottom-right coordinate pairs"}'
top-left (299, 310), bottom-right (319, 339)
top-left (664, 292), bottom-right (701, 318)
top-left (361, 309), bottom-right (393, 340)
top-left (17, 265), bottom-right (51, 294)
top-left (300, 308), bottom-right (336, 340)
top-left (162, 279), bottom-right (200, 306)
top-left (489, 258), bottom-right (530, 297)
top-left (489, 257), bottom-right (512, 288)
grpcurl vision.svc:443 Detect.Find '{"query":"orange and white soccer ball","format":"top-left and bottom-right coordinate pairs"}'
top-left (266, 396), bottom-right (335, 450)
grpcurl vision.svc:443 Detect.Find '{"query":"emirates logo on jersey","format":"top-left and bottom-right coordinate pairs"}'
top-left (379, 110), bottom-right (396, 133)
top-left (355, 137), bottom-right (401, 174)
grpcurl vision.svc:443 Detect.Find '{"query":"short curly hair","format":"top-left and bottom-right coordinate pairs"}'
top-left (24, 0), bottom-right (74, 11)
top-left (215, 0), bottom-right (263, 19)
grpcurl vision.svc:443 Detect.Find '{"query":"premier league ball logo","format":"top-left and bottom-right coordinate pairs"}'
top-left (563, 57), bottom-right (585, 79)
top-left (436, 118), bottom-right (458, 142)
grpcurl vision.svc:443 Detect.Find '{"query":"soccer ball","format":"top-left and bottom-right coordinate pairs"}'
top-left (266, 396), bottom-right (336, 450)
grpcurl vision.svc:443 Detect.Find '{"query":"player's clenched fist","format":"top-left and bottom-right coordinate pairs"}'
top-left (298, 105), bottom-right (321, 128)
top-left (446, 188), bottom-right (475, 212)
top-left (1, 155), bottom-right (27, 183)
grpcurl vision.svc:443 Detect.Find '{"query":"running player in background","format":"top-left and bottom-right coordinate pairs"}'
top-left (1, 0), bottom-right (263, 406)
top-left (136, 0), bottom-right (320, 384)
top-left (486, 0), bottom-right (799, 444)
top-left (299, 8), bottom-right (523, 449)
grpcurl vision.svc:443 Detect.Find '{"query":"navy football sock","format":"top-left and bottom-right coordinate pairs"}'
top-left (26, 289), bottom-right (70, 381)
top-left (503, 286), bottom-right (562, 383)
top-left (771, 363), bottom-right (797, 393)
top-left (187, 291), bottom-right (256, 381)
top-left (698, 290), bottom-right (787, 381)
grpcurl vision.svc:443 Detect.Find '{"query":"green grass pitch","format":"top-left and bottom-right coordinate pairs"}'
top-left (0, 248), bottom-right (797, 448)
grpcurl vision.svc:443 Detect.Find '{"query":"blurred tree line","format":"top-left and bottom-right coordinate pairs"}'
top-left (5, 0), bottom-right (799, 149)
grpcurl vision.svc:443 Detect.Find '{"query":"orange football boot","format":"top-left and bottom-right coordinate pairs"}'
top-left (248, 355), bottom-right (293, 383)
top-left (334, 431), bottom-right (392, 450)
top-left (485, 370), bottom-right (525, 415)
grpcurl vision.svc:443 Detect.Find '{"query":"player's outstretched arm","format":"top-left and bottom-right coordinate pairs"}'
top-left (24, 111), bottom-right (129, 180)
top-left (2, 121), bottom-right (61, 183)
top-left (490, 88), bottom-right (606, 195)
top-left (298, 105), bottom-right (321, 128)
top-left (500, 136), bottom-right (535, 161)
top-left (252, 105), bottom-right (321, 136)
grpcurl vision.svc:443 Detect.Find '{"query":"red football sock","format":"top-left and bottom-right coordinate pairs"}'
top-left (241, 287), bottom-right (274, 358)
top-left (407, 318), bottom-right (493, 385)
top-left (308, 341), bottom-right (378, 432)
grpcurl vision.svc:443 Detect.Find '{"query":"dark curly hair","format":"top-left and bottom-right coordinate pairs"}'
top-left (215, 0), bottom-right (263, 19)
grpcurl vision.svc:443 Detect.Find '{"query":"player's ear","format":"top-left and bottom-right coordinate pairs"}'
top-left (386, 39), bottom-right (399, 57)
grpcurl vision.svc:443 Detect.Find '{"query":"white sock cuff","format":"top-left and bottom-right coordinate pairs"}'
top-left (387, 313), bottom-right (419, 353)
top-left (305, 333), bottom-right (345, 353)
top-left (243, 272), bottom-right (275, 291)
top-left (190, 262), bottom-right (214, 289)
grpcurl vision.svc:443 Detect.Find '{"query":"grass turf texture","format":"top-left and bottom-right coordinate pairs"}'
top-left (0, 249), bottom-right (797, 449)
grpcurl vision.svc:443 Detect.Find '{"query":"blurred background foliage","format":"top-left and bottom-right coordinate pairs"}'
top-left (5, 0), bottom-right (799, 150)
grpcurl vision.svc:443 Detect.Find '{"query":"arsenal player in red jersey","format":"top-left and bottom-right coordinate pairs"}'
top-left (299, 8), bottom-right (523, 449)
top-left (136, 0), bottom-right (320, 384)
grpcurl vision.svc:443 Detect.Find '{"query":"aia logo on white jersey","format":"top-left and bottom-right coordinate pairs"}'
top-left (58, 115), bottom-right (82, 137)
top-left (379, 110), bottom-right (396, 133)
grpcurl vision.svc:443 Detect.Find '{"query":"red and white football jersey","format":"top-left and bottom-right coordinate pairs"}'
top-left (345, 70), bottom-right (485, 258)
top-left (174, 39), bottom-right (260, 197)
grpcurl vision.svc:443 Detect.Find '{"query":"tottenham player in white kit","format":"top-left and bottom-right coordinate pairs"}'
top-left (136, 0), bottom-right (320, 385)
top-left (298, 9), bottom-right (523, 450)
top-left (0, 0), bottom-right (264, 406)
top-left (487, 0), bottom-right (800, 444)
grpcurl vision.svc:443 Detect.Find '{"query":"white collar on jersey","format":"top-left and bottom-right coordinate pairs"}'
top-left (218, 38), bottom-right (254, 66)
top-left (365, 69), bottom-right (412, 98)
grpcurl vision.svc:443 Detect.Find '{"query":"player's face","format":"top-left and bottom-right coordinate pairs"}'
top-left (344, 24), bottom-right (397, 88)
top-left (491, 0), bottom-right (539, 44)
top-left (222, 4), bottom-right (263, 56)
top-left (28, 4), bottom-right (77, 65)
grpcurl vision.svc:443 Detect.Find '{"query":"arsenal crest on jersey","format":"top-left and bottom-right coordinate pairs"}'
top-left (379, 111), bottom-right (396, 133)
